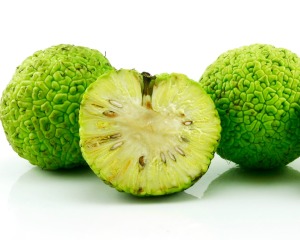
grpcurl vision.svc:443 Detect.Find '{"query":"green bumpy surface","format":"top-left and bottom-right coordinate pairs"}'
top-left (200, 44), bottom-right (300, 169)
top-left (0, 44), bottom-right (113, 169)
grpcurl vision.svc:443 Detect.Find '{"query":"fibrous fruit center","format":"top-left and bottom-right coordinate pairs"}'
top-left (118, 104), bottom-right (182, 153)
top-left (114, 85), bottom-right (188, 164)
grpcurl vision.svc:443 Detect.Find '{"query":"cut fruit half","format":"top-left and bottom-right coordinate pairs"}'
top-left (79, 69), bottom-right (221, 196)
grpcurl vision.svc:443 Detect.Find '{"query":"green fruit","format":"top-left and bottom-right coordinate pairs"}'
top-left (200, 43), bottom-right (300, 169)
top-left (79, 69), bottom-right (221, 196)
top-left (0, 44), bottom-right (113, 170)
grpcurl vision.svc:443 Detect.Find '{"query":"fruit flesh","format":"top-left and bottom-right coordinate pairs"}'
top-left (0, 44), bottom-right (113, 169)
top-left (200, 44), bottom-right (300, 169)
top-left (79, 69), bottom-right (221, 196)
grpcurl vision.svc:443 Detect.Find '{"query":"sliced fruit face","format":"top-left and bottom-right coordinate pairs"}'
top-left (79, 69), bottom-right (221, 196)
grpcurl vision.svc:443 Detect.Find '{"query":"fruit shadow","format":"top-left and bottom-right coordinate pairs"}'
top-left (8, 166), bottom-right (198, 207)
top-left (198, 165), bottom-right (300, 200)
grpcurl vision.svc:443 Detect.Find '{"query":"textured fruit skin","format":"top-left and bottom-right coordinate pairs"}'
top-left (200, 44), bottom-right (300, 169)
top-left (0, 44), bottom-right (113, 169)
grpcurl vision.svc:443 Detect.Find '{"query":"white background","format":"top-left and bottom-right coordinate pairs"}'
top-left (1, 0), bottom-right (300, 239)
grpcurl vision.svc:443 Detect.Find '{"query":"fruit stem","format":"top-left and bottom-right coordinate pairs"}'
top-left (141, 72), bottom-right (155, 109)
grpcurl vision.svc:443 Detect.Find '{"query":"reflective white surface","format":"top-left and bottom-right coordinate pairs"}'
top-left (1, 1), bottom-right (300, 239)
top-left (2, 142), bottom-right (300, 240)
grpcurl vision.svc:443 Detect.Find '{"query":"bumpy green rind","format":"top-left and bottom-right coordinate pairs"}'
top-left (200, 44), bottom-right (300, 169)
top-left (0, 44), bottom-right (113, 170)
